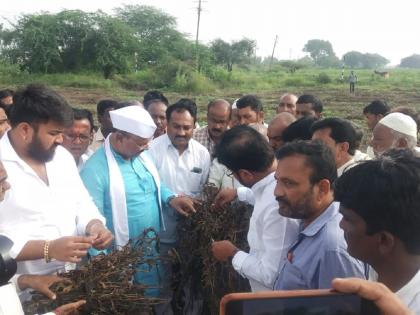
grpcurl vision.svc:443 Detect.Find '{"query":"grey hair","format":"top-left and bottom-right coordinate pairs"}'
top-left (390, 129), bottom-right (417, 150)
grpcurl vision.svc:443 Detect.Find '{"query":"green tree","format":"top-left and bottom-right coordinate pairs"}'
top-left (115, 5), bottom-right (190, 67)
top-left (343, 51), bottom-right (365, 68)
top-left (83, 12), bottom-right (139, 78)
top-left (210, 38), bottom-right (256, 71)
top-left (362, 53), bottom-right (389, 68)
top-left (343, 51), bottom-right (389, 68)
top-left (303, 39), bottom-right (337, 66)
top-left (1, 13), bottom-right (63, 73)
top-left (55, 10), bottom-right (95, 72)
top-left (400, 54), bottom-right (420, 68)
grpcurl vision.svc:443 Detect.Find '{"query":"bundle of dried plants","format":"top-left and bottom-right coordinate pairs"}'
top-left (172, 184), bottom-right (252, 315)
top-left (23, 228), bottom-right (166, 315)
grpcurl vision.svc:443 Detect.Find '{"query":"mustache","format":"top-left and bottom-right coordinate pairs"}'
top-left (175, 136), bottom-right (187, 139)
top-left (276, 196), bottom-right (290, 207)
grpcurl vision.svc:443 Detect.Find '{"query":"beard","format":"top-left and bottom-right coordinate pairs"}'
top-left (27, 135), bottom-right (57, 163)
top-left (277, 189), bottom-right (314, 219)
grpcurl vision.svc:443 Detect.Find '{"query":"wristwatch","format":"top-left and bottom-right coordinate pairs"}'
top-left (166, 194), bottom-right (179, 205)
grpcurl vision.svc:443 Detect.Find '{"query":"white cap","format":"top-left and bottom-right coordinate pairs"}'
top-left (110, 106), bottom-right (156, 138)
top-left (379, 112), bottom-right (418, 138)
top-left (232, 98), bottom-right (239, 110)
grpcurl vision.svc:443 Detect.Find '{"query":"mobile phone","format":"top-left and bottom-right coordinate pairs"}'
top-left (220, 289), bottom-right (380, 315)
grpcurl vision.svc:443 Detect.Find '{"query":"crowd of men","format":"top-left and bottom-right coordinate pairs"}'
top-left (0, 85), bottom-right (419, 315)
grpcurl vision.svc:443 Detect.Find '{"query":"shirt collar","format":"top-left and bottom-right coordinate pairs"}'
top-left (0, 132), bottom-right (47, 177)
top-left (300, 201), bottom-right (340, 237)
top-left (165, 133), bottom-right (192, 154)
top-left (337, 157), bottom-right (355, 177)
top-left (251, 171), bottom-right (275, 193)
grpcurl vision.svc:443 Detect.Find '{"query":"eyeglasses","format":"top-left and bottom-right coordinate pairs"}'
top-left (64, 133), bottom-right (91, 143)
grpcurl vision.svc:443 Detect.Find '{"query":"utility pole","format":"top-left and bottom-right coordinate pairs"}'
top-left (269, 35), bottom-right (278, 70)
top-left (195, 0), bottom-right (203, 71)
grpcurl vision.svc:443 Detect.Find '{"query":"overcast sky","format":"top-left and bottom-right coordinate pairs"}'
top-left (1, 0), bottom-right (419, 65)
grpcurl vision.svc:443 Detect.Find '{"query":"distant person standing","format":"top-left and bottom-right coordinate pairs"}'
top-left (348, 71), bottom-right (358, 94)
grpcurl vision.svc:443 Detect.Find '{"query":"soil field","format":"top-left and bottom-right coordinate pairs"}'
top-left (55, 85), bottom-right (420, 135)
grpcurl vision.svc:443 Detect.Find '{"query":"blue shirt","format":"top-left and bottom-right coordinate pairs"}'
top-left (274, 202), bottom-right (366, 290)
top-left (80, 146), bottom-right (174, 293)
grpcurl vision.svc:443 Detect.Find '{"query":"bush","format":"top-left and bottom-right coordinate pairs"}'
top-left (284, 78), bottom-right (304, 86)
top-left (316, 72), bottom-right (332, 84)
top-left (0, 60), bottom-right (28, 84)
top-left (173, 68), bottom-right (215, 93)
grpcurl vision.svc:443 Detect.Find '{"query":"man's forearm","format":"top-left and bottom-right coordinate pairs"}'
top-left (15, 240), bottom-right (45, 261)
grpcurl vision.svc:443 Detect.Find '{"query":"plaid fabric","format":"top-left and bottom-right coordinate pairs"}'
top-left (193, 126), bottom-right (215, 157)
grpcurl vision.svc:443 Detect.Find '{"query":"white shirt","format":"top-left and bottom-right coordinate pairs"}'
top-left (0, 283), bottom-right (55, 315)
top-left (353, 150), bottom-right (371, 162)
top-left (0, 133), bottom-right (105, 276)
top-left (396, 269), bottom-right (420, 314)
top-left (232, 172), bottom-right (299, 292)
top-left (148, 134), bottom-right (211, 197)
top-left (0, 284), bottom-right (24, 315)
top-left (337, 157), bottom-right (356, 177)
top-left (77, 148), bottom-right (94, 171)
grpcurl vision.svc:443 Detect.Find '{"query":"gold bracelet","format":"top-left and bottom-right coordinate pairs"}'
top-left (44, 240), bottom-right (51, 263)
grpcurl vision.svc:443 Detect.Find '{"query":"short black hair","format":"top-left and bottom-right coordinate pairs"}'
top-left (166, 98), bottom-right (197, 123)
top-left (73, 108), bottom-right (95, 132)
top-left (282, 117), bottom-right (318, 143)
top-left (115, 100), bottom-right (142, 109)
top-left (351, 122), bottom-right (364, 150)
top-left (296, 94), bottom-right (323, 114)
top-left (8, 84), bottom-right (73, 128)
top-left (216, 125), bottom-right (274, 173)
top-left (363, 100), bottom-right (389, 115)
top-left (311, 118), bottom-right (357, 155)
top-left (0, 102), bottom-right (7, 111)
top-left (96, 99), bottom-right (118, 117)
top-left (143, 90), bottom-right (169, 109)
top-left (0, 89), bottom-right (13, 99)
top-left (276, 140), bottom-right (337, 184)
top-left (236, 95), bottom-right (263, 113)
top-left (334, 149), bottom-right (420, 255)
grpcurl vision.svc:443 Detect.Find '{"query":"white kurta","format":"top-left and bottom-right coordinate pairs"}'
top-left (148, 134), bottom-right (210, 197)
top-left (232, 172), bottom-right (300, 292)
top-left (0, 133), bottom-right (105, 276)
top-left (0, 283), bottom-right (55, 315)
top-left (396, 269), bottom-right (420, 314)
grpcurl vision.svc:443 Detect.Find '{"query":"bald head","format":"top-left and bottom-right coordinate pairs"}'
top-left (277, 93), bottom-right (298, 116)
top-left (268, 112), bottom-right (296, 151)
top-left (207, 99), bottom-right (231, 142)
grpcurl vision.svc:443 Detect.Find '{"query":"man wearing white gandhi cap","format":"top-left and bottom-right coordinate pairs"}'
top-left (371, 112), bottom-right (418, 157)
top-left (80, 105), bottom-right (195, 295)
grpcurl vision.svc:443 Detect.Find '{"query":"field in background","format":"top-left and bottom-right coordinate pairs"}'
top-left (1, 66), bottom-right (420, 147)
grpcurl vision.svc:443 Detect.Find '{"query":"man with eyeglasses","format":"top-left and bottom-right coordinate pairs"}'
top-left (62, 108), bottom-right (94, 171)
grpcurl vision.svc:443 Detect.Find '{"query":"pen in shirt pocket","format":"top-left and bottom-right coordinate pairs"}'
top-left (191, 167), bottom-right (202, 174)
